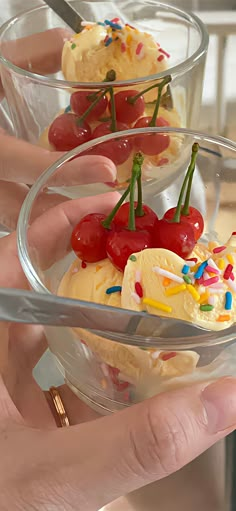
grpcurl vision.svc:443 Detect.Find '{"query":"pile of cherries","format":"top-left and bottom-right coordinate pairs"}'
top-left (48, 71), bottom-right (171, 166)
top-left (71, 144), bottom-right (204, 271)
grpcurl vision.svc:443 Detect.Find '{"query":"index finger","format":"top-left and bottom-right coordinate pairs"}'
top-left (0, 192), bottom-right (120, 290)
top-left (0, 28), bottom-right (72, 99)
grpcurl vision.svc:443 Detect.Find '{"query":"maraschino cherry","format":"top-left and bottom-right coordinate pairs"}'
top-left (153, 143), bottom-right (200, 258)
top-left (105, 153), bottom-right (152, 271)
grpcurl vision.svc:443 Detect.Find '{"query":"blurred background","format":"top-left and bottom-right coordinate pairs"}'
top-left (1, 0), bottom-right (236, 139)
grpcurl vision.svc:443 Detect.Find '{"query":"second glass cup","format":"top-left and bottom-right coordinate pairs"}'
top-left (17, 128), bottom-right (236, 414)
top-left (0, 1), bottom-right (208, 189)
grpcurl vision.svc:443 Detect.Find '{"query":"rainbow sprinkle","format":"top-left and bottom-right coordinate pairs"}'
top-left (182, 264), bottom-right (190, 275)
top-left (203, 276), bottom-right (219, 287)
top-left (200, 304), bottom-right (214, 312)
top-left (213, 245), bottom-right (226, 254)
top-left (153, 266), bottom-right (184, 283)
top-left (143, 298), bottom-right (172, 313)
top-left (135, 282), bottom-right (143, 298)
top-left (224, 264), bottom-right (233, 280)
top-left (194, 261), bottom-right (208, 279)
top-left (165, 284), bottom-right (186, 297)
top-left (106, 286), bottom-right (122, 295)
top-left (225, 291), bottom-right (233, 310)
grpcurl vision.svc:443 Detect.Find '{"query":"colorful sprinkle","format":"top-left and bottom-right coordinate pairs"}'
top-left (71, 43), bottom-right (76, 50)
top-left (230, 273), bottom-right (235, 281)
top-left (225, 291), bottom-right (233, 310)
top-left (224, 264), bottom-right (233, 280)
top-left (104, 19), bottom-right (122, 30)
top-left (129, 255), bottom-right (137, 262)
top-left (81, 261), bottom-right (87, 269)
top-left (131, 292), bottom-right (141, 305)
top-left (126, 34), bottom-right (133, 44)
top-left (209, 288), bottom-right (224, 294)
top-left (200, 304), bottom-right (214, 311)
top-left (136, 42), bottom-right (144, 55)
top-left (205, 265), bottom-right (219, 275)
top-left (106, 286), bottom-right (122, 295)
top-left (143, 298), bottom-right (172, 313)
top-left (159, 47), bottom-right (170, 58)
top-left (208, 296), bottom-right (216, 306)
top-left (135, 282), bottom-right (143, 298)
top-left (217, 258), bottom-right (225, 270)
top-left (160, 352), bottom-right (177, 361)
top-left (121, 42), bottom-right (127, 52)
top-left (217, 314), bottom-right (231, 322)
top-left (151, 350), bottom-right (161, 360)
top-left (182, 264), bottom-right (190, 275)
top-left (194, 261), bottom-right (208, 279)
top-left (199, 292), bottom-right (209, 304)
top-left (153, 267), bottom-right (184, 283)
top-left (163, 277), bottom-right (171, 287)
top-left (227, 254), bottom-right (234, 265)
top-left (213, 245), bottom-right (226, 254)
top-left (187, 285), bottom-right (200, 302)
top-left (105, 36), bottom-right (113, 47)
top-left (203, 276), bottom-right (219, 287)
top-left (183, 275), bottom-right (192, 284)
top-left (227, 279), bottom-right (236, 293)
top-left (135, 270), bottom-right (142, 283)
top-left (165, 284), bottom-right (186, 297)
top-left (157, 55), bottom-right (164, 62)
top-left (64, 105), bottom-right (71, 113)
top-left (186, 258), bottom-right (198, 265)
top-left (208, 258), bottom-right (220, 272)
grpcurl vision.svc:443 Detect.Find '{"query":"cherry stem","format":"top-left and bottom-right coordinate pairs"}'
top-left (87, 70), bottom-right (116, 101)
top-left (78, 90), bottom-right (106, 124)
top-left (181, 143), bottom-right (199, 216)
top-left (149, 75), bottom-right (171, 127)
top-left (128, 153), bottom-right (144, 230)
top-left (172, 143), bottom-right (199, 223)
top-left (102, 185), bottom-right (131, 229)
top-left (127, 74), bottom-right (171, 105)
top-left (135, 157), bottom-right (145, 217)
top-left (109, 86), bottom-right (117, 132)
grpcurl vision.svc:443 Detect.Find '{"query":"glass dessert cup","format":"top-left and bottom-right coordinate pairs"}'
top-left (0, 1), bottom-right (208, 189)
top-left (17, 128), bottom-right (236, 415)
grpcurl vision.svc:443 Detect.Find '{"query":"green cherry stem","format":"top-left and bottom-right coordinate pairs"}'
top-left (129, 153), bottom-right (144, 230)
top-left (102, 185), bottom-right (131, 229)
top-left (135, 153), bottom-right (145, 217)
top-left (181, 143), bottom-right (199, 216)
top-left (77, 90), bottom-right (107, 125)
top-left (149, 75), bottom-right (171, 127)
top-left (127, 74), bottom-right (172, 105)
top-left (172, 143), bottom-right (199, 223)
top-left (87, 69), bottom-right (117, 101)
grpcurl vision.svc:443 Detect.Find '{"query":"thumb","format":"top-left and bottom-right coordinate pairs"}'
top-left (46, 378), bottom-right (236, 509)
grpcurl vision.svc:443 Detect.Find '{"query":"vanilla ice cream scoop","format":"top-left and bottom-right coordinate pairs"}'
top-left (62, 19), bottom-right (169, 83)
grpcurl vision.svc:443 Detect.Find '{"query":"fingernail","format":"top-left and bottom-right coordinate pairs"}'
top-left (201, 378), bottom-right (236, 434)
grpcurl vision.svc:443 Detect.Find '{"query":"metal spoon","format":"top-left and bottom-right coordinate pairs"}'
top-left (43, 0), bottom-right (84, 33)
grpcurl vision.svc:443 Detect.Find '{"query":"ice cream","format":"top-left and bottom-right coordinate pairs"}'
top-left (62, 20), bottom-right (169, 83)
top-left (59, 237), bottom-right (236, 331)
top-left (57, 233), bottom-right (236, 397)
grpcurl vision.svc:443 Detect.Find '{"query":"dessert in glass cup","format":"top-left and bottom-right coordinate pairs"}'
top-left (0, 1), bottom-right (208, 189)
top-left (17, 128), bottom-right (236, 414)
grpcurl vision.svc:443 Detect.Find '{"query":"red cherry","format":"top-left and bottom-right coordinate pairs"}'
top-left (70, 91), bottom-right (108, 121)
top-left (153, 219), bottom-right (196, 259)
top-left (48, 113), bottom-right (91, 151)
top-left (92, 121), bottom-right (132, 166)
top-left (71, 213), bottom-right (109, 263)
top-left (113, 202), bottom-right (158, 234)
top-left (134, 116), bottom-right (170, 155)
top-left (106, 230), bottom-right (152, 272)
top-left (109, 90), bottom-right (145, 124)
top-left (164, 206), bottom-right (204, 241)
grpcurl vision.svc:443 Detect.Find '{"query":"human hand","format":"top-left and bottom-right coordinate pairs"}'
top-left (0, 192), bottom-right (236, 510)
top-left (0, 28), bottom-right (117, 231)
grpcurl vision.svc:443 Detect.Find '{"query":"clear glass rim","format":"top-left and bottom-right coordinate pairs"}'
top-left (17, 127), bottom-right (236, 347)
top-left (0, 1), bottom-right (209, 89)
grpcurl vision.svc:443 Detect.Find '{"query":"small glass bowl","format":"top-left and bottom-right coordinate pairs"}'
top-left (0, 1), bottom-right (208, 189)
top-left (17, 128), bottom-right (236, 415)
